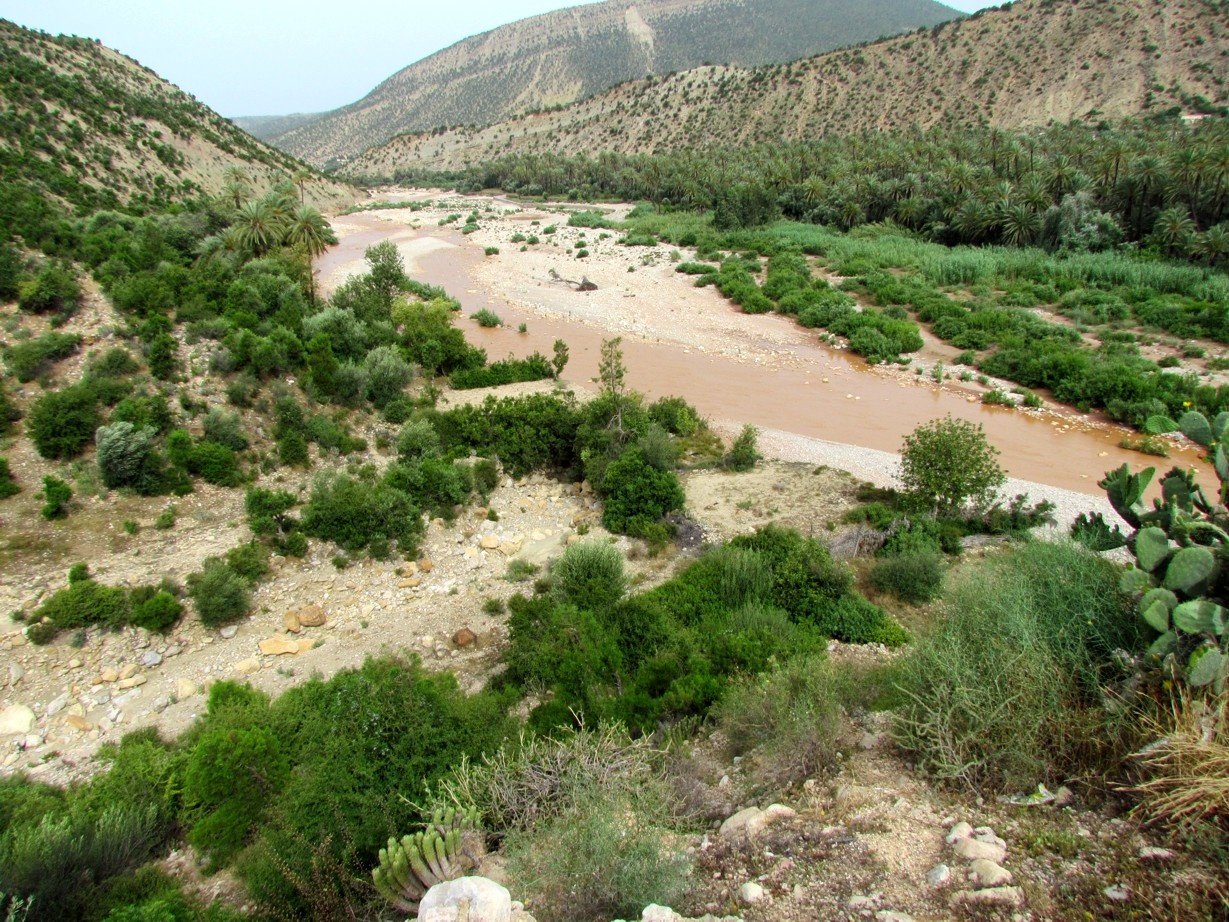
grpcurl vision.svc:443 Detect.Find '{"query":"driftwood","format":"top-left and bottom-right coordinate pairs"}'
top-left (548, 268), bottom-right (598, 291)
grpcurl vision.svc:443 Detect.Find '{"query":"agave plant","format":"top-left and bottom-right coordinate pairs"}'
top-left (371, 806), bottom-right (484, 913)
top-left (1102, 410), bottom-right (1229, 692)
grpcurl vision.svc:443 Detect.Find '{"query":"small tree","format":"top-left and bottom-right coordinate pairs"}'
top-left (598, 337), bottom-right (629, 437)
top-left (551, 338), bottom-right (570, 379)
top-left (723, 424), bottom-right (760, 472)
top-left (899, 416), bottom-right (1004, 517)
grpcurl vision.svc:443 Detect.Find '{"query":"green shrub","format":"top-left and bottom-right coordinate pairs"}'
top-left (96, 422), bottom-right (159, 491)
top-left (18, 263), bottom-right (78, 317)
top-left (722, 424), bottom-right (760, 471)
top-left (894, 541), bottom-right (1140, 792)
top-left (245, 487), bottom-right (298, 536)
top-left (187, 559), bottom-right (251, 627)
top-left (201, 409), bottom-right (249, 450)
top-left (362, 345), bottom-right (412, 408)
top-left (717, 654), bottom-right (846, 789)
top-left (552, 541), bottom-right (626, 612)
top-left (471, 309), bottom-right (502, 328)
top-left (647, 396), bottom-right (700, 437)
top-left (396, 418), bottom-right (442, 460)
top-left (277, 429), bottom-right (310, 467)
top-left (4, 332), bottom-right (81, 382)
top-left (40, 476), bottom-right (72, 520)
top-left (127, 589), bottom-right (182, 633)
top-left (27, 385), bottom-right (100, 459)
top-left (86, 347), bottom-right (140, 380)
top-left (900, 415), bottom-right (1006, 516)
top-left (301, 471), bottom-right (423, 554)
top-left (504, 788), bottom-right (690, 922)
top-left (0, 458), bottom-right (18, 499)
top-left (600, 448), bottom-right (685, 535)
top-left (449, 353), bottom-right (553, 390)
top-left (225, 542), bottom-right (269, 582)
top-left (869, 551), bottom-right (945, 604)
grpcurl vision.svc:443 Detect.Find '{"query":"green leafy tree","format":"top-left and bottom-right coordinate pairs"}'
top-left (899, 416), bottom-right (1005, 517)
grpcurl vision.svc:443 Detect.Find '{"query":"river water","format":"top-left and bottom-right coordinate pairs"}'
top-left (317, 205), bottom-right (1209, 499)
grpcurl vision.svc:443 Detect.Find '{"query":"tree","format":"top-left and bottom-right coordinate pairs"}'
top-left (551, 338), bottom-right (570, 379)
top-left (285, 205), bottom-right (335, 303)
top-left (899, 416), bottom-right (1005, 517)
top-left (597, 337), bottom-right (628, 436)
top-left (234, 199), bottom-right (285, 258)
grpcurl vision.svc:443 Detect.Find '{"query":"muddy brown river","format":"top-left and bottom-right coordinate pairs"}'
top-left (317, 204), bottom-right (1209, 499)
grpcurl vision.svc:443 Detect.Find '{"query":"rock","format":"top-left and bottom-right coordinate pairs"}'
top-left (220, 625), bottom-right (239, 639)
top-left (952, 886), bottom-right (1024, 908)
top-left (234, 657), bottom-right (261, 675)
top-left (259, 636), bottom-right (302, 656)
top-left (295, 604), bottom-right (327, 627)
top-left (848, 894), bottom-right (879, 910)
top-left (418, 876), bottom-right (511, 922)
top-left (945, 821), bottom-right (973, 844)
top-left (925, 864), bottom-right (951, 887)
top-left (141, 651), bottom-right (163, 668)
top-left (45, 693), bottom-right (70, 716)
top-left (762, 803), bottom-right (797, 824)
top-left (8, 663), bottom-right (24, 686)
top-left (1138, 846), bottom-right (1175, 862)
top-left (65, 714), bottom-right (92, 732)
top-left (719, 806), bottom-right (763, 839)
top-left (118, 664), bottom-right (139, 680)
top-left (453, 628), bottom-right (478, 649)
top-left (400, 578), bottom-right (422, 589)
top-left (418, 558), bottom-right (435, 573)
top-left (117, 674), bottom-right (147, 689)
top-left (176, 678), bottom-right (200, 700)
top-left (1104, 884), bottom-right (1130, 902)
top-left (0, 704), bottom-right (36, 735)
top-left (876, 913), bottom-right (915, 922)
top-left (969, 858), bottom-right (1012, 887)
top-left (738, 882), bottom-right (765, 905)
top-left (283, 610), bottom-right (302, 633)
top-left (480, 536), bottom-right (500, 550)
top-left (99, 668), bottom-right (119, 683)
top-left (1053, 785), bottom-right (1076, 807)
top-left (952, 836), bottom-right (1006, 864)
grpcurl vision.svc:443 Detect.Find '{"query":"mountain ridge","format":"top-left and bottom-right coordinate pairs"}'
top-left (344, 0), bottom-right (1228, 180)
top-left (260, 0), bottom-right (963, 167)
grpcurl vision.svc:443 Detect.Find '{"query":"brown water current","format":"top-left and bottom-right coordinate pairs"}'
top-left (317, 206), bottom-right (1211, 499)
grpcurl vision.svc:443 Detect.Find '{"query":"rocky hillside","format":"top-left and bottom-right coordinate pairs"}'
top-left (0, 19), bottom-right (354, 219)
top-left (347, 0), bottom-right (1228, 178)
top-left (263, 0), bottom-right (962, 167)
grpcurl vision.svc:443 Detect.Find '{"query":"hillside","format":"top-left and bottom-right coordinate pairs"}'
top-left (230, 111), bottom-right (324, 142)
top-left (0, 18), bottom-right (354, 230)
top-left (267, 0), bottom-right (962, 167)
top-left (346, 0), bottom-right (1229, 178)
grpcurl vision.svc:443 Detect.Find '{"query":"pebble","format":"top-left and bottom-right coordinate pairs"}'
top-left (738, 882), bottom-right (765, 905)
top-left (220, 626), bottom-right (238, 639)
top-left (951, 886), bottom-right (1024, 908)
top-left (0, 704), bottom-right (36, 735)
top-left (952, 836), bottom-right (1006, 864)
top-left (925, 864), bottom-right (951, 887)
top-left (140, 651), bottom-right (163, 668)
top-left (945, 821), bottom-right (973, 844)
top-left (45, 693), bottom-right (70, 716)
top-left (969, 858), bottom-right (1012, 887)
top-left (1138, 846), bottom-right (1175, 862)
top-left (1104, 884), bottom-right (1130, 902)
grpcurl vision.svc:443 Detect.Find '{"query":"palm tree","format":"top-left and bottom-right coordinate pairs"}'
top-left (221, 166), bottom-right (251, 208)
top-left (1152, 207), bottom-right (1195, 258)
top-left (292, 169), bottom-right (313, 205)
top-left (285, 206), bottom-right (336, 303)
top-left (234, 199), bottom-right (286, 258)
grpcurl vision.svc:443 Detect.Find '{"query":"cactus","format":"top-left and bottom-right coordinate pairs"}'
top-left (371, 806), bottom-right (483, 912)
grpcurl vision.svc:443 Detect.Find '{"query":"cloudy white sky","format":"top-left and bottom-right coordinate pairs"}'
top-left (4, 1), bottom-right (1005, 117)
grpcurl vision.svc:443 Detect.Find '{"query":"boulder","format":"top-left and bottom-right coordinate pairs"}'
top-left (952, 886), bottom-right (1024, 908)
top-left (969, 858), bottom-right (1012, 887)
top-left (259, 636), bottom-right (302, 656)
top-left (0, 704), bottom-right (36, 736)
top-left (453, 628), bottom-right (478, 649)
top-left (295, 604), bottom-right (328, 627)
top-left (418, 876), bottom-right (510, 922)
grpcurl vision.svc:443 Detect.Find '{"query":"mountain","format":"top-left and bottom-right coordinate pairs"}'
top-left (346, 0), bottom-right (1228, 179)
top-left (231, 112), bottom-right (325, 142)
top-left (0, 19), bottom-right (354, 225)
top-left (266, 0), bottom-right (963, 167)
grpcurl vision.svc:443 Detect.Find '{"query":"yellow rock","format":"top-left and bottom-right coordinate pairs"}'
top-left (259, 636), bottom-right (302, 656)
top-left (480, 536), bottom-right (500, 550)
top-left (99, 669), bottom-right (119, 683)
top-left (234, 657), bottom-right (261, 675)
top-left (295, 604), bottom-right (328, 627)
top-left (117, 674), bottom-right (146, 689)
top-left (176, 678), bottom-right (200, 700)
top-left (118, 664), bottom-right (139, 680)
top-left (418, 558), bottom-right (434, 573)
top-left (283, 610), bottom-right (302, 634)
top-left (400, 577), bottom-right (422, 589)
top-left (65, 714), bottom-right (92, 732)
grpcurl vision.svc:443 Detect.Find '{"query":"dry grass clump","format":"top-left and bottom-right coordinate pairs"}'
top-left (1132, 693), bottom-right (1229, 837)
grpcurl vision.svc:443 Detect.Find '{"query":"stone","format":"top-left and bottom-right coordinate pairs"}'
top-left (45, 693), bottom-right (70, 716)
top-left (418, 558), bottom-right (435, 573)
top-left (176, 678), bottom-right (200, 700)
top-left (283, 610), bottom-right (302, 633)
top-left (480, 536), bottom-right (500, 550)
top-left (951, 886), bottom-right (1024, 908)
top-left (1104, 884), bottom-right (1130, 902)
top-left (925, 864), bottom-right (951, 887)
top-left (234, 657), bottom-right (261, 675)
top-left (117, 674), bottom-right (147, 689)
top-left (220, 625), bottom-right (239, 639)
top-left (259, 636), bottom-right (302, 656)
top-left (418, 876), bottom-right (511, 922)
top-left (453, 628), bottom-right (478, 649)
top-left (1138, 846), bottom-right (1175, 862)
top-left (945, 821), bottom-right (973, 844)
top-left (876, 913), bottom-right (915, 922)
top-left (969, 858), bottom-right (1012, 887)
top-left (295, 604), bottom-right (327, 627)
top-left (65, 714), bottom-right (92, 732)
top-left (141, 651), bottom-right (163, 668)
top-left (118, 664), bottom-right (139, 681)
top-left (952, 836), bottom-right (1006, 864)
top-left (738, 882), bottom-right (765, 905)
top-left (719, 806), bottom-right (763, 839)
top-left (0, 704), bottom-right (36, 735)
top-left (99, 668), bottom-right (119, 683)
top-left (400, 578), bottom-right (422, 589)
top-left (8, 663), bottom-right (24, 686)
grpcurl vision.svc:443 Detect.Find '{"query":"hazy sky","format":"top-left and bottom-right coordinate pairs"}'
top-left (3, 1), bottom-right (1004, 117)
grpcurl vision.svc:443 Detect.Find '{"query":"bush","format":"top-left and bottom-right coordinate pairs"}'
top-left (27, 385), bottom-right (100, 459)
top-left (4, 331), bottom-right (81, 382)
top-left (471, 309), bottom-right (502, 328)
top-left (899, 415), bottom-right (1005, 516)
top-left (396, 418), bottom-right (442, 460)
top-left (504, 788), bottom-right (690, 922)
top-left (894, 541), bottom-right (1140, 792)
top-left (127, 590), bottom-right (182, 632)
top-left (301, 471), bottom-right (423, 554)
top-left (18, 263), bottom-right (78, 316)
top-left (717, 654), bottom-right (846, 789)
top-left (187, 559), bottom-right (251, 627)
top-left (0, 458), bottom-right (18, 499)
top-left (600, 448), bottom-right (685, 535)
top-left (722, 424), bottom-right (760, 471)
top-left (362, 345), bottom-right (412, 408)
top-left (96, 422), bottom-right (159, 491)
top-left (40, 475), bottom-right (72, 520)
top-left (201, 409), bottom-right (249, 450)
top-left (869, 551), bottom-right (945, 604)
top-left (552, 541), bottom-right (626, 612)
top-left (449, 353), bottom-right (553, 390)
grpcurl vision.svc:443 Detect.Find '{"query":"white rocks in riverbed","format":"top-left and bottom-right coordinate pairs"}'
top-left (0, 704), bottom-right (35, 735)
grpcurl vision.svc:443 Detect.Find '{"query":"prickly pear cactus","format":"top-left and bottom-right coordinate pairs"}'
top-left (371, 806), bottom-right (483, 912)
top-left (1105, 410), bottom-right (1229, 692)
